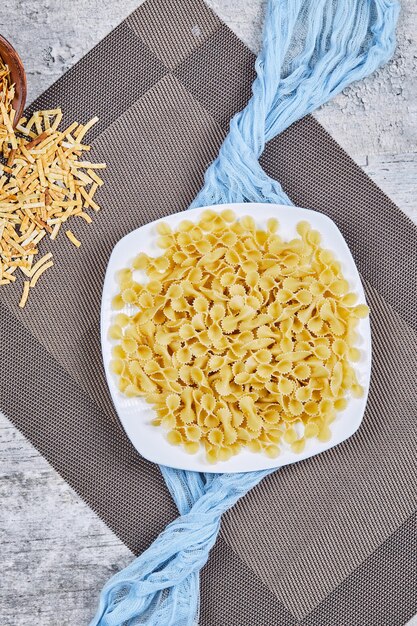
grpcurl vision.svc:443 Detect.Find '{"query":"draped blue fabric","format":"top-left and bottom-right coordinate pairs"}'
top-left (91, 1), bottom-right (399, 624)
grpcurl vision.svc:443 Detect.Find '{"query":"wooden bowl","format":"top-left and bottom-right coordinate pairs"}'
top-left (0, 34), bottom-right (27, 126)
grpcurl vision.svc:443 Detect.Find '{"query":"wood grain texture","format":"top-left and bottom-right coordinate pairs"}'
top-left (0, 34), bottom-right (27, 122)
top-left (0, 1), bottom-right (415, 625)
top-left (0, 413), bottom-right (132, 625)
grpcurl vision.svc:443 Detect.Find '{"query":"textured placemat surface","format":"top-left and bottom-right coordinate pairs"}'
top-left (0, 0), bottom-right (416, 624)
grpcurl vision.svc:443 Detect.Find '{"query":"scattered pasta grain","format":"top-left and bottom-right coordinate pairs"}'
top-left (29, 260), bottom-right (53, 287)
top-left (65, 230), bottom-right (81, 248)
top-left (0, 71), bottom-right (105, 308)
top-left (18, 280), bottom-right (30, 308)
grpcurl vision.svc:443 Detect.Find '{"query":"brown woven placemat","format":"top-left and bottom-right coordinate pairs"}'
top-left (1, 1), bottom-right (416, 624)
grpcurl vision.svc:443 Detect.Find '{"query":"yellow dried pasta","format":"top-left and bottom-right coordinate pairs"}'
top-left (110, 210), bottom-right (368, 463)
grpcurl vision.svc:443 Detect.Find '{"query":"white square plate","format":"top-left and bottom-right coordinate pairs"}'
top-left (101, 203), bottom-right (371, 473)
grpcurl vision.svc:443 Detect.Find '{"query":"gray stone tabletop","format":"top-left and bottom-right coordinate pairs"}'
top-left (0, 1), bottom-right (416, 624)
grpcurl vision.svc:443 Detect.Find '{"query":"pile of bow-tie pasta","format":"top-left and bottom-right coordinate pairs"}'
top-left (109, 210), bottom-right (368, 463)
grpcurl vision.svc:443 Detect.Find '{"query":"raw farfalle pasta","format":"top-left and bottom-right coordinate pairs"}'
top-left (109, 210), bottom-right (368, 463)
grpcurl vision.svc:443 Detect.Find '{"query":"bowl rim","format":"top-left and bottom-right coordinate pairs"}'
top-left (0, 33), bottom-right (27, 126)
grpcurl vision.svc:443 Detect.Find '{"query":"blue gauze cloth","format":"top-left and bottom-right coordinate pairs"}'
top-left (90, 1), bottom-right (399, 624)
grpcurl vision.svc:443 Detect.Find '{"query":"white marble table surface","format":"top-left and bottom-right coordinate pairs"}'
top-left (0, 1), bottom-right (416, 624)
